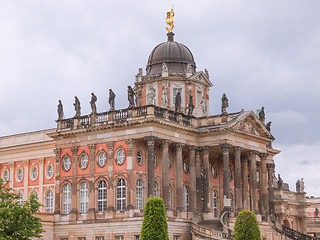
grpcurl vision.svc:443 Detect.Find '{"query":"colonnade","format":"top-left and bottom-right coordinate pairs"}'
top-left (145, 138), bottom-right (275, 217)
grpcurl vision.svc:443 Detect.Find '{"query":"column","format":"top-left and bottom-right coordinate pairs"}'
top-left (126, 139), bottom-right (136, 209)
top-left (220, 144), bottom-right (231, 210)
top-left (107, 142), bottom-right (114, 211)
top-left (88, 144), bottom-right (96, 214)
top-left (145, 136), bottom-right (156, 197)
top-left (203, 146), bottom-right (210, 211)
top-left (161, 140), bottom-right (170, 209)
top-left (70, 146), bottom-right (78, 219)
top-left (242, 156), bottom-right (249, 210)
top-left (195, 148), bottom-right (202, 212)
top-left (53, 148), bottom-right (61, 215)
top-left (175, 143), bottom-right (184, 211)
top-left (39, 158), bottom-right (44, 212)
top-left (234, 146), bottom-right (243, 212)
top-left (267, 163), bottom-right (275, 217)
top-left (23, 160), bottom-right (29, 201)
top-left (260, 153), bottom-right (269, 215)
top-left (249, 151), bottom-right (258, 213)
top-left (189, 146), bottom-right (196, 212)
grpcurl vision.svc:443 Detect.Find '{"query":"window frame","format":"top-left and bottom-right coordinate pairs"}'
top-left (136, 179), bottom-right (143, 210)
top-left (97, 180), bottom-right (107, 212)
top-left (116, 178), bottom-right (126, 211)
top-left (46, 190), bottom-right (54, 213)
top-left (115, 148), bottom-right (126, 166)
top-left (184, 185), bottom-right (189, 211)
top-left (62, 155), bottom-right (71, 172)
top-left (80, 181), bottom-right (89, 213)
top-left (79, 152), bottom-right (89, 170)
top-left (62, 183), bottom-right (71, 214)
top-left (97, 150), bottom-right (107, 168)
top-left (30, 164), bottom-right (38, 181)
top-left (16, 167), bottom-right (23, 182)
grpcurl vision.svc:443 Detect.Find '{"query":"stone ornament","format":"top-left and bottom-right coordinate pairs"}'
top-left (90, 93), bottom-right (97, 114)
top-left (109, 89), bottom-right (116, 111)
top-left (147, 84), bottom-right (156, 105)
top-left (127, 86), bottom-right (135, 108)
top-left (187, 95), bottom-right (194, 116)
top-left (161, 83), bottom-right (168, 108)
top-left (162, 63), bottom-right (168, 72)
top-left (175, 91), bottom-right (181, 112)
top-left (266, 121), bottom-right (272, 132)
top-left (74, 96), bottom-right (81, 117)
top-left (200, 95), bottom-right (207, 115)
top-left (57, 100), bottom-right (64, 120)
top-left (277, 174), bottom-right (283, 189)
top-left (259, 106), bottom-right (265, 125)
top-left (221, 93), bottom-right (228, 115)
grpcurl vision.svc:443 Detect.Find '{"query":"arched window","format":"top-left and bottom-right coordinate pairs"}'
top-left (17, 193), bottom-right (23, 205)
top-left (62, 184), bottom-right (71, 214)
top-left (184, 186), bottom-right (189, 211)
top-left (98, 180), bottom-right (107, 212)
top-left (212, 190), bottom-right (218, 217)
top-left (46, 190), bottom-right (54, 213)
top-left (154, 182), bottom-right (159, 197)
top-left (116, 178), bottom-right (126, 211)
top-left (80, 182), bottom-right (89, 213)
top-left (136, 179), bottom-right (143, 210)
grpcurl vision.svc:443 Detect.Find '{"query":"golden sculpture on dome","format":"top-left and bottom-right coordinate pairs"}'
top-left (166, 5), bottom-right (175, 33)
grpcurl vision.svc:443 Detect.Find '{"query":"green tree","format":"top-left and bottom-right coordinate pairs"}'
top-left (140, 196), bottom-right (169, 240)
top-left (233, 210), bottom-right (261, 240)
top-left (0, 179), bottom-right (44, 240)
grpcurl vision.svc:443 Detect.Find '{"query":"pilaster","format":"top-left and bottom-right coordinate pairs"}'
top-left (220, 143), bottom-right (231, 210)
top-left (203, 146), bottom-right (210, 212)
top-left (195, 148), bottom-right (202, 212)
top-left (38, 158), bottom-right (44, 212)
top-left (107, 142), bottom-right (114, 212)
top-left (267, 163), bottom-right (275, 217)
top-left (260, 153), bottom-right (269, 215)
top-left (88, 144), bottom-right (96, 217)
top-left (70, 146), bottom-right (78, 221)
top-left (189, 146), bottom-right (197, 212)
top-left (145, 136), bottom-right (156, 197)
top-left (161, 140), bottom-right (171, 209)
top-left (126, 139), bottom-right (136, 209)
top-left (53, 148), bottom-right (61, 215)
top-left (23, 160), bottom-right (29, 201)
top-left (175, 142), bottom-right (184, 211)
top-left (249, 151), bottom-right (258, 213)
top-left (234, 146), bottom-right (243, 212)
top-left (241, 156), bottom-right (249, 210)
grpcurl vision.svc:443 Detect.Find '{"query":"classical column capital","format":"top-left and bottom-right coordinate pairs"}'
top-left (71, 146), bottom-right (78, 156)
top-left (189, 146), bottom-right (197, 154)
top-left (53, 148), bottom-right (61, 157)
top-left (161, 139), bottom-right (171, 149)
top-left (176, 142), bottom-right (185, 150)
top-left (248, 150), bottom-right (258, 158)
top-left (260, 153), bottom-right (269, 160)
top-left (125, 139), bottom-right (136, 149)
top-left (267, 162), bottom-right (275, 170)
top-left (38, 158), bottom-right (44, 165)
top-left (88, 144), bottom-right (96, 154)
top-left (107, 141), bottom-right (114, 151)
top-left (234, 146), bottom-right (243, 152)
top-left (9, 162), bottom-right (14, 168)
top-left (202, 146), bottom-right (210, 155)
top-left (23, 159), bottom-right (29, 166)
top-left (144, 136), bottom-right (157, 146)
top-left (219, 143), bottom-right (231, 152)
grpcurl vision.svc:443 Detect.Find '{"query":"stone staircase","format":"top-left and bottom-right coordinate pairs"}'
top-left (191, 220), bottom-right (227, 240)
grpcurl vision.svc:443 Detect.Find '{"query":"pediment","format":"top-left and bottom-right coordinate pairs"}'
top-left (231, 112), bottom-right (272, 139)
top-left (188, 71), bottom-right (213, 87)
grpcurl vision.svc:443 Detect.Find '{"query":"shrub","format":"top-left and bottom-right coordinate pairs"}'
top-left (233, 210), bottom-right (261, 240)
top-left (140, 196), bottom-right (169, 240)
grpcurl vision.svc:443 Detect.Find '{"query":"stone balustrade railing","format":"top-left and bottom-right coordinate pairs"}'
top-left (57, 105), bottom-right (238, 131)
top-left (273, 220), bottom-right (319, 240)
top-left (191, 222), bottom-right (226, 240)
top-left (308, 217), bottom-right (320, 225)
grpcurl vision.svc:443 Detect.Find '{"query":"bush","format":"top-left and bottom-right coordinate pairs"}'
top-left (140, 196), bottom-right (169, 240)
top-left (233, 210), bottom-right (261, 240)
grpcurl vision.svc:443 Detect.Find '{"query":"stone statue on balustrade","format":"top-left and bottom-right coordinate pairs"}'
top-left (296, 179), bottom-right (301, 193)
top-left (74, 96), bottom-right (81, 118)
top-left (128, 86), bottom-right (135, 108)
top-left (147, 84), bottom-right (156, 105)
top-left (259, 107), bottom-right (265, 125)
top-left (175, 91), bottom-right (181, 112)
top-left (90, 93), bottom-right (97, 114)
top-left (315, 207), bottom-right (319, 218)
top-left (109, 89), bottom-right (116, 111)
top-left (57, 100), bottom-right (64, 120)
top-left (266, 121), bottom-right (272, 132)
top-left (300, 178), bottom-right (304, 192)
top-left (277, 174), bottom-right (283, 189)
top-left (221, 93), bottom-right (228, 115)
top-left (187, 95), bottom-right (194, 116)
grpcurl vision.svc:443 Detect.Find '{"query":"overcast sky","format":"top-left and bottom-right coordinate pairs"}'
top-left (0, 1), bottom-right (319, 196)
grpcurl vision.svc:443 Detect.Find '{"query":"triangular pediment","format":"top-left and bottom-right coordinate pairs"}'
top-left (188, 71), bottom-right (213, 87)
top-left (230, 111), bottom-right (273, 139)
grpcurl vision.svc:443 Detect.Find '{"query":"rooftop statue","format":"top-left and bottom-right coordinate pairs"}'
top-left (221, 93), bottom-right (229, 115)
top-left (109, 89), bottom-right (116, 111)
top-left (90, 92), bottom-right (97, 114)
top-left (266, 121), bottom-right (272, 132)
top-left (166, 6), bottom-right (175, 33)
top-left (259, 106), bottom-right (265, 125)
top-left (128, 86), bottom-right (135, 108)
top-left (74, 96), bottom-right (81, 118)
top-left (57, 100), bottom-right (64, 120)
top-left (277, 174), bottom-right (283, 189)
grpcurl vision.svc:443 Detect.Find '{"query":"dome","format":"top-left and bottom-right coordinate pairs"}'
top-left (146, 33), bottom-right (196, 75)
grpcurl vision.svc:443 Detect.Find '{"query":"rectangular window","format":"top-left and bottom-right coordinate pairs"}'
top-left (173, 235), bottom-right (180, 240)
top-left (96, 237), bottom-right (104, 240)
top-left (134, 235), bottom-right (140, 240)
top-left (60, 238), bottom-right (68, 240)
top-left (115, 236), bottom-right (124, 240)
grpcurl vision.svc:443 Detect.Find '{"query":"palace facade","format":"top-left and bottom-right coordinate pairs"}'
top-left (0, 28), bottom-right (313, 240)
